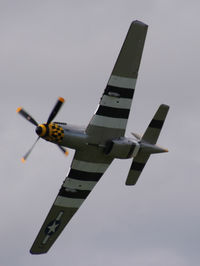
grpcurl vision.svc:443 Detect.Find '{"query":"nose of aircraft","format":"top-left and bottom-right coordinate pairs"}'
top-left (35, 124), bottom-right (47, 137)
top-left (35, 126), bottom-right (43, 136)
top-left (35, 123), bottom-right (64, 143)
top-left (35, 126), bottom-right (42, 136)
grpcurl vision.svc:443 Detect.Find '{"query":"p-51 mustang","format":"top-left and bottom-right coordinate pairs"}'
top-left (17, 20), bottom-right (169, 254)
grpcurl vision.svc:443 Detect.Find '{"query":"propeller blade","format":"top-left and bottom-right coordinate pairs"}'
top-left (57, 145), bottom-right (69, 156)
top-left (21, 137), bottom-right (40, 162)
top-left (131, 132), bottom-right (141, 140)
top-left (16, 107), bottom-right (38, 127)
top-left (46, 97), bottom-right (65, 125)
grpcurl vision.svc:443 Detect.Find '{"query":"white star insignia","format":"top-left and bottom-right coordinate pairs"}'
top-left (47, 221), bottom-right (59, 234)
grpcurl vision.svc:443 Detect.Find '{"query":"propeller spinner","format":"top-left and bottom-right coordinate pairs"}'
top-left (17, 97), bottom-right (69, 162)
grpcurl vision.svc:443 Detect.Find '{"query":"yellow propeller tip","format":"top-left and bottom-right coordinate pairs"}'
top-left (59, 97), bottom-right (65, 103)
top-left (16, 107), bottom-right (22, 113)
top-left (65, 151), bottom-right (69, 156)
top-left (21, 158), bottom-right (26, 163)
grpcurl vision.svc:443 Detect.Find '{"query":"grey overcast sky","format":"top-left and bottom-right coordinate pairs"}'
top-left (1, 0), bottom-right (200, 265)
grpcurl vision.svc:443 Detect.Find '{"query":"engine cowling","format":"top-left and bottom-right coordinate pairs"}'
top-left (104, 138), bottom-right (140, 159)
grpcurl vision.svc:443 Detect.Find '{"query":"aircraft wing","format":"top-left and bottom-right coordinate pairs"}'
top-left (30, 149), bottom-right (113, 254)
top-left (86, 21), bottom-right (148, 143)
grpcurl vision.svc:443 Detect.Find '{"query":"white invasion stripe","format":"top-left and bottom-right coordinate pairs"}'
top-left (54, 196), bottom-right (84, 208)
top-left (100, 95), bottom-right (132, 109)
top-left (71, 159), bottom-right (109, 173)
top-left (108, 75), bottom-right (136, 89)
top-left (63, 178), bottom-right (97, 191)
top-left (89, 115), bottom-right (127, 129)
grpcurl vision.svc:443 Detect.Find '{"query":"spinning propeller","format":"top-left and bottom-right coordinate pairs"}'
top-left (17, 97), bottom-right (69, 162)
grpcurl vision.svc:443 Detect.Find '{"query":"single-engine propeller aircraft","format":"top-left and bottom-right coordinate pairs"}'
top-left (17, 20), bottom-right (169, 254)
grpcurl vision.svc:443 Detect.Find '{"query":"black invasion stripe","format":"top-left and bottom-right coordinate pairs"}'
top-left (131, 162), bottom-right (146, 171)
top-left (104, 85), bottom-right (134, 99)
top-left (68, 169), bottom-right (103, 182)
top-left (149, 119), bottom-right (164, 129)
top-left (96, 105), bottom-right (130, 119)
top-left (59, 186), bottom-right (90, 199)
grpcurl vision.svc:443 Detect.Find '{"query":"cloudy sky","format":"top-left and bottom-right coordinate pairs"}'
top-left (1, 0), bottom-right (200, 265)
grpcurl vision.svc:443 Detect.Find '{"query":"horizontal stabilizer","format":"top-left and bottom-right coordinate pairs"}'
top-left (142, 104), bottom-right (169, 144)
top-left (125, 152), bottom-right (150, 185)
top-left (126, 104), bottom-right (169, 185)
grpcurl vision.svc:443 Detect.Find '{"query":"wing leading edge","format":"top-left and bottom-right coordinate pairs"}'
top-left (30, 149), bottom-right (113, 254)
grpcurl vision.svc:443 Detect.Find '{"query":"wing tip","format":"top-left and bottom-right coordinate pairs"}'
top-left (131, 20), bottom-right (148, 28)
top-left (30, 247), bottom-right (48, 255)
